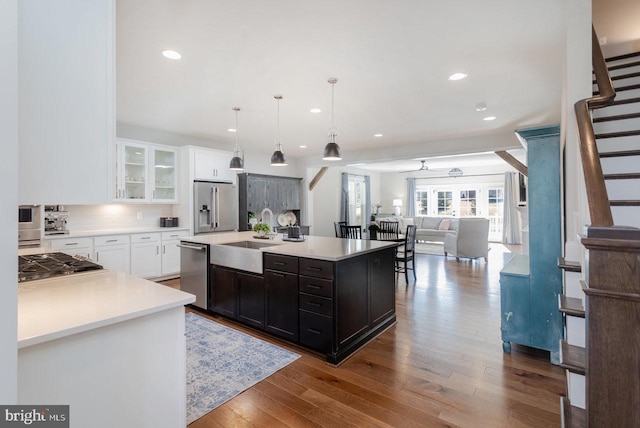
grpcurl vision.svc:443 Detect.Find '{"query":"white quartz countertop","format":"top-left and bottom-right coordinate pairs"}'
top-left (18, 270), bottom-right (195, 349)
top-left (43, 227), bottom-right (190, 240)
top-left (182, 231), bottom-right (399, 262)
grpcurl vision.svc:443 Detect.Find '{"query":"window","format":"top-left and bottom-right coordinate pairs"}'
top-left (459, 189), bottom-right (477, 216)
top-left (437, 191), bottom-right (453, 215)
top-left (487, 188), bottom-right (504, 241)
top-left (347, 175), bottom-right (368, 229)
top-left (416, 191), bottom-right (429, 215)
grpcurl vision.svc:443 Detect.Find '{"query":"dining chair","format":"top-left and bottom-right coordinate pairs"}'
top-left (334, 221), bottom-right (347, 238)
top-left (377, 221), bottom-right (399, 241)
top-left (340, 224), bottom-right (362, 239)
top-left (395, 224), bottom-right (417, 284)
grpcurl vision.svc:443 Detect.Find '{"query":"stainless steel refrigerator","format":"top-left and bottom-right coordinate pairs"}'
top-left (194, 180), bottom-right (237, 234)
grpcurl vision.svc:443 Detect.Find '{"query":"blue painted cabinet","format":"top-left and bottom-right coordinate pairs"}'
top-left (500, 125), bottom-right (563, 364)
top-left (500, 255), bottom-right (531, 353)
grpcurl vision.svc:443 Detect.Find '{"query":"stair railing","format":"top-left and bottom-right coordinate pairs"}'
top-left (574, 27), bottom-right (617, 227)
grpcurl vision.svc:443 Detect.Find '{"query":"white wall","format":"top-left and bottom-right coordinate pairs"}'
top-left (563, 0), bottom-right (592, 260)
top-left (0, 0), bottom-right (18, 404)
top-left (64, 204), bottom-right (175, 232)
top-left (306, 166), bottom-right (381, 237)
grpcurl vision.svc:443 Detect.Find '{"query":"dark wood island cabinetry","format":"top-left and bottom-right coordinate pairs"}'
top-left (204, 234), bottom-right (398, 364)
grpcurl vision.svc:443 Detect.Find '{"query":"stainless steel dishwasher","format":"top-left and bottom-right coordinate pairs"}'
top-left (178, 241), bottom-right (209, 310)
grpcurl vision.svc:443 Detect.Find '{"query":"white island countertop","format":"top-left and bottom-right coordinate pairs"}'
top-left (182, 231), bottom-right (399, 262)
top-left (18, 270), bottom-right (195, 349)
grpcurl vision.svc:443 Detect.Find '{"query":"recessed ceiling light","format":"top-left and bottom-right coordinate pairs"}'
top-left (483, 116), bottom-right (497, 121)
top-left (475, 103), bottom-right (487, 112)
top-left (310, 108), bottom-right (322, 113)
top-left (374, 134), bottom-right (383, 137)
top-left (227, 128), bottom-right (237, 132)
top-left (448, 72), bottom-right (467, 81)
top-left (162, 50), bottom-right (181, 60)
top-left (299, 145), bottom-right (307, 148)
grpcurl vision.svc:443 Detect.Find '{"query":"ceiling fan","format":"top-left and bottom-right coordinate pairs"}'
top-left (400, 160), bottom-right (429, 173)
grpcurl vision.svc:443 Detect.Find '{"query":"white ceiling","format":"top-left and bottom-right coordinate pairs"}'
top-left (116, 0), bottom-right (567, 171)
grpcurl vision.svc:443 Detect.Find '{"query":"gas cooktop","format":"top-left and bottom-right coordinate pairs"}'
top-left (18, 252), bottom-right (103, 283)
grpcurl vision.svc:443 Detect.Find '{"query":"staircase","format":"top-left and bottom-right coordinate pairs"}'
top-left (559, 46), bottom-right (640, 427)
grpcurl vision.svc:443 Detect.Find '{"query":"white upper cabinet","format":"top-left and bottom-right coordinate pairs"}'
top-left (151, 148), bottom-right (178, 203)
top-left (113, 139), bottom-right (178, 203)
top-left (114, 140), bottom-right (149, 202)
top-left (193, 148), bottom-right (235, 183)
top-left (18, 0), bottom-right (114, 205)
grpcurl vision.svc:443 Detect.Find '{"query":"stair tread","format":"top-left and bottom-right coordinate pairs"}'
top-left (593, 71), bottom-right (640, 84)
top-left (561, 397), bottom-right (586, 428)
top-left (610, 200), bottom-right (640, 206)
top-left (599, 150), bottom-right (640, 158)
top-left (593, 112), bottom-right (640, 123)
top-left (609, 96), bottom-right (640, 106)
top-left (560, 340), bottom-right (586, 375)
top-left (604, 173), bottom-right (640, 180)
top-left (595, 129), bottom-right (640, 139)
top-left (594, 83), bottom-right (640, 95)
top-left (559, 295), bottom-right (585, 318)
top-left (557, 256), bottom-right (582, 272)
top-left (606, 51), bottom-right (640, 63)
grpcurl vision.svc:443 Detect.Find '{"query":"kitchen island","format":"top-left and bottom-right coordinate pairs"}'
top-left (18, 269), bottom-right (194, 428)
top-left (183, 231), bottom-right (399, 364)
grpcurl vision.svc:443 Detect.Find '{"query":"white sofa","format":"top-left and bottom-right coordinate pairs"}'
top-left (372, 215), bottom-right (458, 243)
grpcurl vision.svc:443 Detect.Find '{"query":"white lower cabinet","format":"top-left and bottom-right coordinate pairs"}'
top-left (49, 237), bottom-right (94, 260)
top-left (47, 229), bottom-right (188, 279)
top-left (94, 235), bottom-right (130, 273)
top-left (130, 233), bottom-right (162, 278)
top-left (161, 230), bottom-right (189, 276)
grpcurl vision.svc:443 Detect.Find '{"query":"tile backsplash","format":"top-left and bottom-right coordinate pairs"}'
top-left (65, 204), bottom-right (174, 231)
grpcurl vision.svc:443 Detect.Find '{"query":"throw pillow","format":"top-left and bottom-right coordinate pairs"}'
top-left (438, 219), bottom-right (452, 230)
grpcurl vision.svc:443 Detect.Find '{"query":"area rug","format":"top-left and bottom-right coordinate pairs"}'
top-left (414, 242), bottom-right (445, 255)
top-left (185, 312), bottom-right (300, 424)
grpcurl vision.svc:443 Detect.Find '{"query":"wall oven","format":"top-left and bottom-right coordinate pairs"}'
top-left (18, 205), bottom-right (42, 248)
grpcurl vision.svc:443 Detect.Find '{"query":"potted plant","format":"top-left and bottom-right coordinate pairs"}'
top-left (253, 222), bottom-right (271, 237)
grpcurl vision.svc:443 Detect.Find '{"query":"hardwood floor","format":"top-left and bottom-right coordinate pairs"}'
top-left (160, 243), bottom-right (565, 427)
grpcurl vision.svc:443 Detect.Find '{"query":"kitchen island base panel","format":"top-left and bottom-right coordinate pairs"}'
top-left (18, 307), bottom-right (187, 428)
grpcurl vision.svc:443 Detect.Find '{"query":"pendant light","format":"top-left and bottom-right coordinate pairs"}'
top-left (229, 107), bottom-right (245, 171)
top-left (270, 95), bottom-right (288, 166)
top-left (323, 77), bottom-right (342, 161)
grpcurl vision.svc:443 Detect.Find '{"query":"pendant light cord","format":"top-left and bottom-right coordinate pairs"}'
top-left (234, 109), bottom-right (239, 150)
top-left (331, 81), bottom-right (335, 129)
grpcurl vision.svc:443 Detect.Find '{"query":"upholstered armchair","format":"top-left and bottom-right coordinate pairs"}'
top-left (443, 218), bottom-right (490, 262)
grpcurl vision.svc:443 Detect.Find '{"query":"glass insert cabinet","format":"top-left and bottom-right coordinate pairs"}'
top-left (114, 139), bottom-right (178, 203)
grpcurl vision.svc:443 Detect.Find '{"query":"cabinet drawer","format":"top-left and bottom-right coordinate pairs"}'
top-left (299, 310), bottom-right (333, 352)
top-left (50, 237), bottom-right (93, 250)
top-left (264, 254), bottom-right (298, 274)
top-left (299, 293), bottom-right (333, 317)
top-left (94, 235), bottom-right (130, 247)
top-left (299, 276), bottom-right (333, 298)
top-left (161, 230), bottom-right (189, 240)
top-left (299, 258), bottom-right (333, 280)
top-left (130, 233), bottom-right (161, 244)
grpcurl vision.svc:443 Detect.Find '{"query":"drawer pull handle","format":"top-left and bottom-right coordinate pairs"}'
top-left (307, 328), bottom-right (322, 335)
top-left (308, 267), bottom-right (321, 271)
top-left (106, 239), bottom-right (117, 243)
top-left (309, 302), bottom-right (321, 307)
top-left (141, 237), bottom-right (151, 240)
top-left (307, 284), bottom-right (321, 289)
top-left (65, 243), bottom-right (78, 246)
top-left (273, 273), bottom-right (285, 278)
top-left (273, 261), bottom-right (286, 266)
